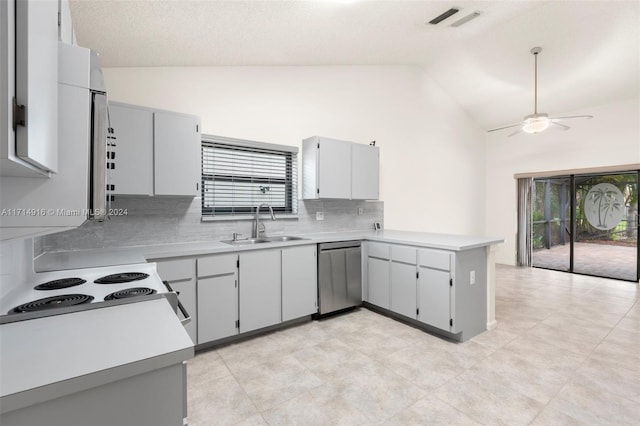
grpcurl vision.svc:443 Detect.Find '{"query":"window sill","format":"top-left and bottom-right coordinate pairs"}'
top-left (201, 214), bottom-right (299, 222)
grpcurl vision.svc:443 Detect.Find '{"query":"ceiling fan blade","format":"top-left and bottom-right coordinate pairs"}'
top-left (488, 122), bottom-right (523, 132)
top-left (507, 128), bottom-right (523, 137)
top-left (550, 115), bottom-right (594, 121)
top-left (551, 122), bottom-right (571, 131)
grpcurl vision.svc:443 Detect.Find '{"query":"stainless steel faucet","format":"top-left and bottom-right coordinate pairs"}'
top-left (252, 203), bottom-right (275, 238)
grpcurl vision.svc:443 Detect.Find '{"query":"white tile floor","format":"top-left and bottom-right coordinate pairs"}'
top-left (187, 265), bottom-right (640, 425)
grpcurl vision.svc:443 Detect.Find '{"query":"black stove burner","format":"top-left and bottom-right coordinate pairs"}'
top-left (34, 277), bottom-right (86, 291)
top-left (10, 294), bottom-right (94, 314)
top-left (94, 272), bottom-right (149, 284)
top-left (104, 287), bottom-right (156, 301)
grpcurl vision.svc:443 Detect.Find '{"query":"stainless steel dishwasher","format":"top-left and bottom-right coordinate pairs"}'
top-left (317, 241), bottom-right (362, 315)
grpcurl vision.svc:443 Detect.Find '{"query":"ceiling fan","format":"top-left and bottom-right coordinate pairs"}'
top-left (488, 47), bottom-right (593, 137)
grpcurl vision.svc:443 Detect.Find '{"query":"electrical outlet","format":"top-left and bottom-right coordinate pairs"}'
top-left (357, 207), bottom-right (364, 215)
top-left (316, 211), bottom-right (324, 221)
top-left (470, 270), bottom-right (476, 285)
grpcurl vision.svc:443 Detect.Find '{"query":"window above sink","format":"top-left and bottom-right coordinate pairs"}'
top-left (201, 135), bottom-right (298, 220)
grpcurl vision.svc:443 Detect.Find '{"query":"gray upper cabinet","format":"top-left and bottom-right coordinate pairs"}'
top-left (302, 136), bottom-right (351, 199)
top-left (109, 103), bottom-right (154, 195)
top-left (2, 0), bottom-right (59, 176)
top-left (351, 143), bottom-right (379, 200)
top-left (109, 102), bottom-right (200, 197)
top-left (282, 245), bottom-right (317, 321)
top-left (302, 136), bottom-right (379, 200)
top-left (154, 111), bottom-right (200, 196)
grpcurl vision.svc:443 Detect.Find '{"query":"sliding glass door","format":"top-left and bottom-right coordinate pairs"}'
top-left (573, 173), bottom-right (638, 281)
top-left (532, 176), bottom-right (571, 272)
top-left (531, 171), bottom-right (639, 282)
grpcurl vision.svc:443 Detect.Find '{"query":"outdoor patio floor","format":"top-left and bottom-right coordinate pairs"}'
top-left (533, 242), bottom-right (638, 281)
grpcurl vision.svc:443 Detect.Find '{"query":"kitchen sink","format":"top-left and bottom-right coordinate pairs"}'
top-left (221, 238), bottom-right (270, 245)
top-left (263, 236), bottom-right (308, 242)
top-left (221, 235), bottom-right (308, 245)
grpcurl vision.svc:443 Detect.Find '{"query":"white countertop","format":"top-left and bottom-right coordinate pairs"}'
top-left (0, 298), bottom-right (194, 413)
top-left (35, 229), bottom-right (503, 272)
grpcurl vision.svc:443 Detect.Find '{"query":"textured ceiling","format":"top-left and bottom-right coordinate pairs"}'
top-left (70, 0), bottom-right (640, 130)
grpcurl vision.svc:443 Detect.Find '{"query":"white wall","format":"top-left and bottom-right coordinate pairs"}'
top-left (103, 66), bottom-right (486, 235)
top-left (485, 98), bottom-right (640, 265)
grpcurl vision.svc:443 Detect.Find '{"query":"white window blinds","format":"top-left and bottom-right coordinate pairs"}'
top-left (201, 136), bottom-right (298, 218)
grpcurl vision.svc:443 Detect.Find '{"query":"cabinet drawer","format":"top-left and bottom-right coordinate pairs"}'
top-left (391, 245), bottom-right (417, 265)
top-left (368, 242), bottom-right (390, 260)
top-left (418, 249), bottom-right (451, 271)
top-left (197, 254), bottom-right (237, 277)
top-left (155, 258), bottom-right (195, 282)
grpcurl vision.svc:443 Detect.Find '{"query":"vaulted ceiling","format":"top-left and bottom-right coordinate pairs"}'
top-left (70, 0), bottom-right (640, 131)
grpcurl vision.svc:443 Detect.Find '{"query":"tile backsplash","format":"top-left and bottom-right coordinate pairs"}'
top-left (37, 197), bottom-right (383, 252)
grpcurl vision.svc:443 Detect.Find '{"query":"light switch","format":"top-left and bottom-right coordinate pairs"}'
top-left (316, 212), bottom-right (324, 221)
top-left (470, 270), bottom-right (476, 285)
top-left (357, 207), bottom-right (364, 215)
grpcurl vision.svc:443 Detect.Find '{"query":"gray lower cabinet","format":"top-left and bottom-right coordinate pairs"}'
top-left (197, 254), bottom-right (238, 343)
top-left (1, 364), bottom-right (186, 426)
top-left (282, 245), bottom-right (317, 321)
top-left (155, 257), bottom-right (197, 343)
top-left (159, 245), bottom-right (318, 347)
top-left (365, 242), bottom-right (484, 339)
top-left (417, 267), bottom-right (451, 331)
top-left (390, 245), bottom-right (418, 319)
top-left (239, 249), bottom-right (282, 333)
top-left (391, 262), bottom-right (417, 319)
top-left (367, 257), bottom-right (390, 309)
top-left (417, 249), bottom-right (454, 332)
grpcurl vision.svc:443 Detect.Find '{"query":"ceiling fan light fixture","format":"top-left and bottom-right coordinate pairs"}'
top-left (522, 113), bottom-right (550, 134)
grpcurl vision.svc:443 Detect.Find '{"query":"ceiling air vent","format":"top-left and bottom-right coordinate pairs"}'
top-left (450, 11), bottom-right (481, 27)
top-left (428, 8), bottom-right (459, 25)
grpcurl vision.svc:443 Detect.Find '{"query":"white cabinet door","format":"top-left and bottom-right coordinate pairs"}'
top-left (391, 262), bottom-right (417, 319)
top-left (109, 103), bottom-right (153, 195)
top-left (317, 137), bottom-right (351, 199)
top-left (154, 111), bottom-right (200, 196)
top-left (239, 249), bottom-right (281, 333)
top-left (156, 258), bottom-right (197, 344)
top-left (417, 267), bottom-right (451, 331)
top-left (367, 257), bottom-right (390, 309)
top-left (14, 0), bottom-right (58, 173)
top-left (197, 254), bottom-right (238, 344)
top-left (58, 0), bottom-right (73, 44)
top-left (0, 85), bottom-right (90, 240)
top-left (351, 143), bottom-right (379, 200)
top-left (282, 245), bottom-right (317, 321)
top-left (303, 136), bottom-right (380, 200)
top-left (198, 274), bottom-right (238, 343)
